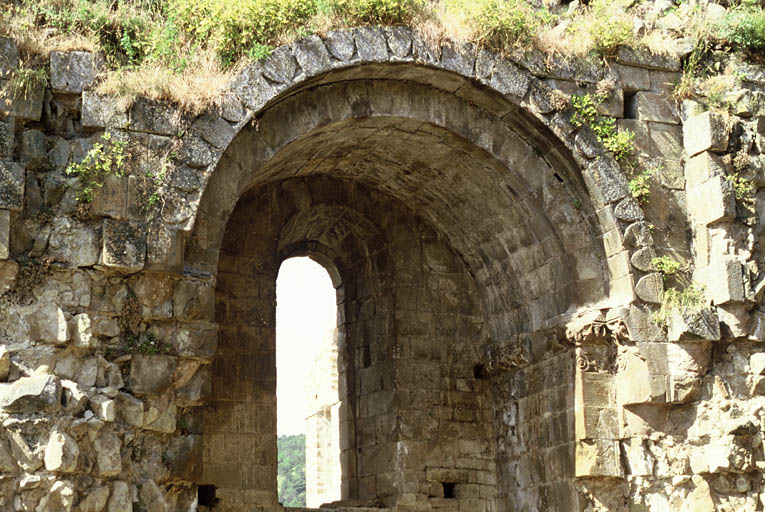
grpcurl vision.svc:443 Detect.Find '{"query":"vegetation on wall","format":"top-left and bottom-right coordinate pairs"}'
top-left (278, 434), bottom-right (306, 507)
top-left (1, 0), bottom-right (765, 111)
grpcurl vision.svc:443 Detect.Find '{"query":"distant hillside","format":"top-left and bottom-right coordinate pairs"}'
top-left (278, 434), bottom-right (306, 507)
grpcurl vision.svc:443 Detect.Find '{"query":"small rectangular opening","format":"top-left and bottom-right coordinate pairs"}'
top-left (198, 485), bottom-right (218, 509)
top-left (442, 482), bottom-right (456, 499)
top-left (624, 90), bottom-right (639, 119)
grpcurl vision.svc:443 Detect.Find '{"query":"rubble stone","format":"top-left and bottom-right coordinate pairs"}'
top-left (43, 428), bottom-right (79, 472)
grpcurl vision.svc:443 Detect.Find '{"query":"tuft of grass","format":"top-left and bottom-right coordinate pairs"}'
top-left (653, 283), bottom-right (706, 328)
top-left (1, 65), bottom-right (48, 101)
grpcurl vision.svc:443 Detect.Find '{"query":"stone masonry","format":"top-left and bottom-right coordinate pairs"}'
top-left (1, 23), bottom-right (765, 512)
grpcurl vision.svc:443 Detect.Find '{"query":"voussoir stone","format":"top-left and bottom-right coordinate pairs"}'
top-left (354, 26), bottom-right (388, 62)
top-left (635, 272), bottom-right (664, 304)
top-left (262, 46), bottom-right (297, 84)
top-left (385, 26), bottom-right (413, 59)
top-left (293, 35), bottom-right (331, 76)
top-left (325, 30), bottom-right (355, 61)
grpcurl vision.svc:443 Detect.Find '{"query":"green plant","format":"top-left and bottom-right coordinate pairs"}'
top-left (652, 255), bottom-right (682, 278)
top-left (1, 65), bottom-right (48, 100)
top-left (565, 0), bottom-right (634, 58)
top-left (573, 198), bottom-right (582, 210)
top-left (127, 332), bottom-right (172, 355)
top-left (65, 132), bottom-right (128, 203)
top-left (727, 172), bottom-right (755, 206)
top-left (571, 93), bottom-right (634, 162)
top-left (629, 168), bottom-right (654, 204)
top-left (653, 283), bottom-right (706, 327)
top-left (333, 0), bottom-right (424, 25)
top-left (717, 0), bottom-right (765, 51)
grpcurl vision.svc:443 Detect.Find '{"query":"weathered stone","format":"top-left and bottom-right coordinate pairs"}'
top-left (668, 308), bottom-right (720, 341)
top-left (0, 208), bottom-right (8, 260)
top-left (575, 439), bottom-right (622, 477)
top-left (696, 259), bottom-right (745, 305)
top-left (28, 303), bottom-right (69, 344)
top-left (165, 435), bottom-right (202, 480)
top-left (0, 345), bottom-right (8, 381)
top-left (143, 397), bottom-right (175, 433)
top-left (614, 197), bottom-right (643, 222)
top-left (50, 51), bottom-right (102, 94)
top-left (174, 279), bottom-right (214, 321)
top-left (130, 355), bottom-right (176, 395)
top-left (92, 175), bottom-right (128, 220)
top-left (90, 394), bottom-right (116, 422)
top-left (108, 481), bottom-right (132, 512)
top-left (78, 357), bottom-right (99, 387)
top-left (683, 111), bottom-right (729, 156)
top-left (48, 217), bottom-right (100, 267)
top-left (354, 26), bottom-right (387, 62)
top-left (174, 323), bottom-right (218, 360)
top-left (92, 314), bottom-right (120, 337)
top-left (190, 113), bottom-right (235, 150)
top-left (0, 78), bottom-right (44, 121)
top-left (44, 428), bottom-right (79, 472)
top-left (140, 480), bottom-right (168, 512)
top-left (20, 129), bottom-right (47, 170)
top-left (130, 98), bottom-right (183, 136)
top-left (687, 175), bottom-right (735, 225)
top-left (79, 485), bottom-right (110, 512)
top-left (0, 37), bottom-right (19, 80)
top-left (615, 46), bottom-right (681, 71)
top-left (69, 313), bottom-right (94, 348)
top-left (293, 35), bottom-right (331, 76)
top-left (0, 118), bottom-right (13, 160)
top-left (36, 480), bottom-right (75, 512)
top-left (585, 156), bottom-right (630, 206)
top-left (101, 219), bottom-right (147, 272)
top-left (178, 134), bottom-right (213, 169)
top-left (667, 374), bottom-right (702, 403)
top-left (685, 476), bottom-right (715, 512)
top-left (0, 436), bottom-right (17, 472)
top-left (385, 26), bottom-right (413, 59)
top-left (81, 92), bottom-right (129, 129)
top-left (94, 430), bottom-right (122, 476)
top-left (116, 392), bottom-right (144, 428)
top-left (630, 246), bottom-right (657, 272)
top-left (7, 428), bottom-right (43, 471)
top-left (489, 60), bottom-right (530, 101)
top-left (624, 221), bottom-right (654, 248)
top-left (628, 91), bottom-right (679, 123)
top-left (635, 272), bottom-right (663, 304)
top-left (175, 363), bottom-right (210, 406)
top-left (0, 160), bottom-right (24, 211)
top-left (61, 380), bottom-right (88, 414)
top-left (325, 31), bottom-right (355, 61)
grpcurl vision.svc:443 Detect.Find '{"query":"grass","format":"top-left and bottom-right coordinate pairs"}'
top-left (1, 0), bottom-right (764, 112)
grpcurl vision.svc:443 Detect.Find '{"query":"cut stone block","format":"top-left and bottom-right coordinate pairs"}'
top-left (81, 91), bottom-right (129, 129)
top-left (668, 307), bottom-right (720, 341)
top-left (685, 151), bottom-right (727, 189)
top-left (91, 175), bottom-right (128, 220)
top-left (130, 355), bottom-right (176, 395)
top-left (0, 118), bottom-right (13, 159)
top-left (0, 161), bottom-right (24, 211)
top-left (649, 122), bottom-right (683, 161)
top-left (48, 217), bottom-right (99, 267)
top-left (0, 80), bottom-right (44, 121)
top-left (616, 46), bottom-right (681, 71)
top-left (687, 175), bottom-right (735, 225)
top-left (101, 219), bottom-right (147, 272)
top-left (683, 111), bottom-right (728, 157)
top-left (627, 91), bottom-right (679, 123)
top-left (50, 51), bottom-right (102, 94)
top-left (0, 37), bottom-right (19, 80)
top-left (696, 260), bottom-right (745, 305)
top-left (575, 439), bottom-right (623, 477)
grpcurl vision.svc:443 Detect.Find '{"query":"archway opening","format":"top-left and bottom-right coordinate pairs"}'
top-left (276, 256), bottom-right (341, 507)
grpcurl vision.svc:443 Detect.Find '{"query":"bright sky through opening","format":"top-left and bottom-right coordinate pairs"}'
top-left (276, 257), bottom-right (337, 436)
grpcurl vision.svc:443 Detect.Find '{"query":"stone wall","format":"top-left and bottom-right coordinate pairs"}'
top-left (0, 23), bottom-right (765, 512)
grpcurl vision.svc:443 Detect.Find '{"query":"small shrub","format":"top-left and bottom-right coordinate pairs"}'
top-left (332, 0), bottom-right (424, 25)
top-left (717, 0), bottom-right (765, 51)
top-left (652, 255), bottom-right (682, 278)
top-left (65, 132), bottom-right (128, 203)
top-left (653, 283), bottom-right (706, 327)
top-left (629, 168), bottom-right (654, 204)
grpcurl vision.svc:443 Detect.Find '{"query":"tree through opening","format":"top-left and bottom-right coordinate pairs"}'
top-left (276, 256), bottom-right (341, 507)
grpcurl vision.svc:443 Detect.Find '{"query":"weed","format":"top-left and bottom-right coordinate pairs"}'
top-left (573, 198), bottom-right (582, 210)
top-left (628, 167), bottom-right (655, 204)
top-left (571, 93), bottom-right (634, 162)
top-left (726, 172), bottom-right (755, 206)
top-left (126, 333), bottom-right (172, 355)
top-left (65, 132), bottom-right (128, 203)
top-left (651, 255), bottom-right (682, 278)
top-left (333, 0), bottom-right (424, 25)
top-left (653, 283), bottom-right (706, 327)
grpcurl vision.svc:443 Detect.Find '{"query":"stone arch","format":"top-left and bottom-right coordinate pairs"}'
top-left (175, 27), bottom-right (653, 512)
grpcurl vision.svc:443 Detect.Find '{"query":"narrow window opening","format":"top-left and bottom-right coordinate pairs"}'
top-left (276, 256), bottom-right (340, 507)
top-left (624, 90), bottom-right (639, 119)
top-left (442, 483), bottom-right (456, 499)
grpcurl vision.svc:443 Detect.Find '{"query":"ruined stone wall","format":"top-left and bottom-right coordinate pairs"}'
top-left (1, 23), bottom-right (765, 512)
